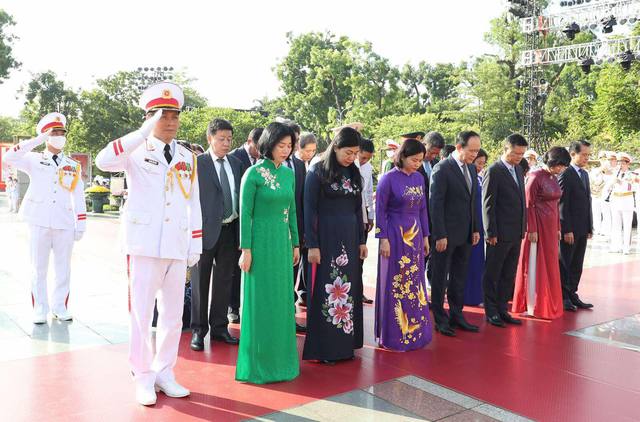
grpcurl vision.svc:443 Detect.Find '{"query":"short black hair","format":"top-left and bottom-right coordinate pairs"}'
top-left (395, 138), bottom-right (427, 168)
top-left (299, 132), bottom-right (317, 149)
top-left (359, 138), bottom-right (375, 153)
top-left (568, 139), bottom-right (591, 154)
top-left (424, 131), bottom-right (446, 149)
top-left (544, 146), bottom-right (571, 167)
top-left (474, 148), bottom-right (488, 162)
top-left (207, 118), bottom-right (233, 136)
top-left (519, 157), bottom-right (530, 175)
top-left (456, 130), bottom-right (480, 147)
top-left (504, 133), bottom-right (528, 149)
top-left (248, 127), bottom-right (263, 144)
top-left (442, 144), bottom-right (456, 158)
top-left (258, 122), bottom-right (294, 160)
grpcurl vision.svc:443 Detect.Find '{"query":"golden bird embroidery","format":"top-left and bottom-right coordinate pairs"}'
top-left (395, 300), bottom-right (421, 336)
top-left (399, 220), bottom-right (419, 249)
top-left (418, 284), bottom-right (428, 307)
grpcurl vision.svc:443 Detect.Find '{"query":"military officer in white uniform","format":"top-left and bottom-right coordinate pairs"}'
top-left (606, 152), bottom-right (637, 254)
top-left (95, 82), bottom-right (202, 406)
top-left (4, 113), bottom-right (86, 324)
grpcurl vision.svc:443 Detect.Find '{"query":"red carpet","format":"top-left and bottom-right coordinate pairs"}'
top-left (2, 259), bottom-right (639, 421)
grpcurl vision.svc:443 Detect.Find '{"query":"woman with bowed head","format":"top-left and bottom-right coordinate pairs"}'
top-left (375, 138), bottom-right (433, 351)
top-left (512, 146), bottom-right (571, 319)
top-left (303, 127), bottom-right (367, 363)
top-left (464, 149), bottom-right (488, 306)
top-left (235, 122), bottom-right (301, 383)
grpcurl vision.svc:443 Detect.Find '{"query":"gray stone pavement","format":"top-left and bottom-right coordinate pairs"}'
top-left (0, 192), bottom-right (632, 364)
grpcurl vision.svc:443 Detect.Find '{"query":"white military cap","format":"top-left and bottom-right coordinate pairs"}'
top-left (524, 149), bottom-right (538, 159)
top-left (597, 150), bottom-right (607, 159)
top-left (606, 151), bottom-right (618, 159)
top-left (617, 152), bottom-right (632, 163)
top-left (138, 81), bottom-right (184, 113)
top-left (385, 139), bottom-right (400, 151)
top-left (331, 122), bottom-right (364, 134)
top-left (36, 112), bottom-right (67, 134)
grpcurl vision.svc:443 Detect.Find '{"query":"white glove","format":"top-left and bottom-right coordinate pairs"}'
top-left (74, 231), bottom-right (84, 241)
top-left (35, 129), bottom-right (52, 145)
top-left (187, 253), bottom-right (200, 267)
top-left (138, 109), bottom-right (163, 139)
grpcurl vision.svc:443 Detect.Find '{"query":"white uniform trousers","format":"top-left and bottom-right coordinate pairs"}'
top-left (9, 192), bottom-right (19, 213)
top-left (600, 199), bottom-right (612, 236)
top-left (128, 255), bottom-right (186, 388)
top-left (591, 196), bottom-right (603, 235)
top-left (610, 196), bottom-right (634, 253)
top-left (28, 225), bottom-right (74, 315)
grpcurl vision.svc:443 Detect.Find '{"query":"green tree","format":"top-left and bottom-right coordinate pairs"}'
top-left (0, 9), bottom-right (20, 83)
top-left (178, 107), bottom-right (268, 148)
top-left (20, 71), bottom-right (81, 125)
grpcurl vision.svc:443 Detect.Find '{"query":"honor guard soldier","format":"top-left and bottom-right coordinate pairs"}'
top-left (4, 113), bottom-right (86, 324)
top-left (95, 82), bottom-right (202, 406)
top-left (606, 152), bottom-right (638, 254)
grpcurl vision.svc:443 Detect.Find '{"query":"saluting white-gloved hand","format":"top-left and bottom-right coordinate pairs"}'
top-left (138, 109), bottom-right (163, 139)
top-left (74, 231), bottom-right (84, 241)
top-left (35, 129), bottom-right (52, 145)
top-left (187, 254), bottom-right (200, 267)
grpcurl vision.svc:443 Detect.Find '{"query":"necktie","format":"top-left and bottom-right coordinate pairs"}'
top-left (52, 154), bottom-right (59, 166)
top-left (217, 158), bottom-right (233, 220)
top-left (462, 164), bottom-right (472, 192)
top-left (424, 161), bottom-right (432, 179)
top-left (286, 159), bottom-right (293, 169)
top-left (579, 168), bottom-right (589, 190)
top-left (163, 144), bottom-right (172, 164)
top-left (509, 166), bottom-right (519, 186)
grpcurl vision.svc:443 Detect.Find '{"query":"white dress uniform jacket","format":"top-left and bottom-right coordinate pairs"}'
top-left (95, 132), bottom-right (202, 259)
top-left (4, 137), bottom-right (87, 231)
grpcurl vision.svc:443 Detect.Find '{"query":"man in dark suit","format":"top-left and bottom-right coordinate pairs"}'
top-left (190, 118), bottom-right (243, 351)
top-left (418, 131), bottom-right (445, 283)
top-left (482, 133), bottom-right (528, 328)
top-left (429, 131), bottom-right (482, 337)
top-left (559, 140), bottom-right (594, 311)
top-left (226, 127), bottom-right (263, 323)
top-left (283, 120), bottom-right (307, 332)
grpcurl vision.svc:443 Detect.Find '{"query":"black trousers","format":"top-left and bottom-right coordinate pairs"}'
top-left (295, 248), bottom-right (309, 302)
top-left (430, 241), bottom-right (472, 325)
top-left (559, 234), bottom-right (588, 302)
top-left (191, 222), bottom-right (238, 336)
top-left (229, 262), bottom-right (241, 314)
top-left (482, 240), bottom-right (521, 317)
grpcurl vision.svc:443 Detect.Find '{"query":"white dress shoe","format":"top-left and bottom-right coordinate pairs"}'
top-left (52, 309), bottom-right (73, 321)
top-left (136, 384), bottom-right (157, 406)
top-left (155, 379), bottom-right (190, 398)
top-left (33, 311), bottom-right (47, 324)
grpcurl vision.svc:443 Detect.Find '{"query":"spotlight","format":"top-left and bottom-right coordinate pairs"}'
top-left (601, 15), bottom-right (617, 33)
top-left (620, 18), bottom-right (628, 25)
top-left (580, 57), bottom-right (594, 74)
top-left (630, 17), bottom-right (637, 24)
top-left (563, 22), bottom-right (581, 40)
top-left (619, 50), bottom-right (635, 71)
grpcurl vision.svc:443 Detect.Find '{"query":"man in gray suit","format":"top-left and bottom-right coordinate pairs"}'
top-left (190, 118), bottom-right (244, 351)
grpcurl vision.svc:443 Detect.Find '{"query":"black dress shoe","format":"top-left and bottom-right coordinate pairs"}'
top-left (499, 313), bottom-right (522, 325)
top-left (486, 315), bottom-right (506, 328)
top-left (190, 332), bottom-right (204, 351)
top-left (572, 298), bottom-right (594, 309)
top-left (563, 301), bottom-right (577, 312)
top-left (362, 295), bottom-right (374, 305)
top-left (295, 323), bottom-right (307, 333)
top-left (450, 318), bottom-right (480, 332)
top-left (434, 322), bottom-right (456, 337)
top-left (212, 332), bottom-right (239, 345)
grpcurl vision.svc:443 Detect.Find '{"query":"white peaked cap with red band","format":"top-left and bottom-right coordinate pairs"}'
top-left (385, 139), bottom-right (400, 150)
top-left (617, 152), bottom-right (632, 163)
top-left (36, 112), bottom-right (67, 134)
top-left (138, 81), bottom-right (184, 113)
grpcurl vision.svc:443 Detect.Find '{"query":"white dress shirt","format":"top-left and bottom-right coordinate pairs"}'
top-left (356, 160), bottom-right (375, 223)
top-left (243, 143), bottom-right (256, 165)
top-left (210, 150), bottom-right (238, 223)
